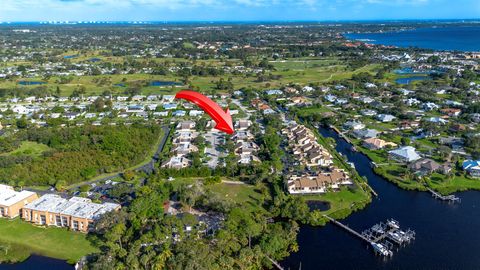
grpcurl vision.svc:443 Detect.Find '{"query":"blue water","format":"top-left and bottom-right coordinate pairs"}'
top-left (346, 26), bottom-right (480, 52)
top-left (18, 81), bottom-right (46, 86)
top-left (395, 76), bottom-right (430, 84)
top-left (282, 127), bottom-right (480, 270)
top-left (0, 255), bottom-right (72, 270)
top-left (63, 55), bottom-right (78, 59)
top-left (114, 83), bottom-right (126, 87)
top-left (150, 81), bottom-right (182, 87)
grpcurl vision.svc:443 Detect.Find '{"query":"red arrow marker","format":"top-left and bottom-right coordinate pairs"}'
top-left (175, 90), bottom-right (234, 134)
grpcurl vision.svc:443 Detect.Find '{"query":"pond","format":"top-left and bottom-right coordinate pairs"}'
top-left (18, 81), bottom-right (47, 86)
top-left (0, 255), bottom-right (72, 270)
top-left (395, 76), bottom-right (430, 85)
top-left (149, 81), bottom-right (182, 87)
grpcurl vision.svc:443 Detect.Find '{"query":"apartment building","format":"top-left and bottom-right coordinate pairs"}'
top-left (0, 184), bottom-right (38, 218)
top-left (22, 194), bottom-right (120, 232)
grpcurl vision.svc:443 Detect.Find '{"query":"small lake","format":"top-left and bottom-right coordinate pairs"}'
top-left (18, 81), bottom-right (47, 86)
top-left (0, 255), bottom-right (72, 270)
top-left (63, 55), bottom-right (78, 59)
top-left (395, 76), bottom-right (430, 85)
top-left (150, 81), bottom-right (182, 87)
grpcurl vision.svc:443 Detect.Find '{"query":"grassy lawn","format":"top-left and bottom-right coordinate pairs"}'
top-left (427, 173), bottom-right (480, 195)
top-left (208, 182), bottom-right (266, 212)
top-left (169, 177), bottom-right (266, 213)
top-left (0, 218), bottom-right (98, 264)
top-left (1, 141), bottom-right (51, 158)
top-left (301, 186), bottom-right (370, 216)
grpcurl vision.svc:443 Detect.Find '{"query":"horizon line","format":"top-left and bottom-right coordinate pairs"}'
top-left (1, 18), bottom-right (479, 24)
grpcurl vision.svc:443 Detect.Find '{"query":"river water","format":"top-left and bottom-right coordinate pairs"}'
top-left (282, 127), bottom-right (480, 270)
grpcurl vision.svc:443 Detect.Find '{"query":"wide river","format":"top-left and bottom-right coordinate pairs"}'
top-left (282, 127), bottom-right (480, 270)
top-left (345, 26), bottom-right (480, 52)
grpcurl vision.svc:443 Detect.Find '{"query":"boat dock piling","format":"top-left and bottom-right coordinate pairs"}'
top-left (324, 215), bottom-right (415, 257)
top-left (426, 188), bottom-right (460, 203)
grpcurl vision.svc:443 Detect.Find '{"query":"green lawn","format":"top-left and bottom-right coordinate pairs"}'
top-left (169, 178), bottom-right (266, 212)
top-left (0, 218), bottom-right (98, 263)
top-left (1, 141), bottom-right (51, 158)
top-left (208, 182), bottom-right (266, 212)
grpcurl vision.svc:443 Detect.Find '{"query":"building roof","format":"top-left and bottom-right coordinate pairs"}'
top-left (0, 185), bottom-right (36, 207)
top-left (389, 146), bottom-right (421, 162)
top-left (24, 194), bottom-right (120, 220)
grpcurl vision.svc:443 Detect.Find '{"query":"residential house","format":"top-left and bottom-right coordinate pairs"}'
top-left (352, 129), bottom-right (379, 139)
top-left (388, 146), bottom-right (421, 163)
top-left (377, 114), bottom-right (396, 122)
top-left (362, 138), bottom-right (397, 150)
top-left (463, 160), bottom-right (480, 177)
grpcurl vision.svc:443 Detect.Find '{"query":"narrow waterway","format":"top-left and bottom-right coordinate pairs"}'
top-left (282, 127), bottom-right (480, 270)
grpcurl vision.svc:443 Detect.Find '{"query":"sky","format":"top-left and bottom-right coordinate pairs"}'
top-left (0, 0), bottom-right (479, 22)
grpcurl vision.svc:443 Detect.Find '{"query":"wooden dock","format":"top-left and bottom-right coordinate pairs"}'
top-left (324, 215), bottom-right (370, 243)
top-left (324, 215), bottom-right (415, 257)
top-left (426, 188), bottom-right (460, 203)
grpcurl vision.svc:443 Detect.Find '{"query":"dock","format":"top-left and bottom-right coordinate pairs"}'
top-left (426, 188), bottom-right (460, 203)
top-left (324, 215), bottom-right (415, 257)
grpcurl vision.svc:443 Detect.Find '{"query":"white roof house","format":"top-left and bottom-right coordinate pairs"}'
top-left (389, 146), bottom-right (421, 163)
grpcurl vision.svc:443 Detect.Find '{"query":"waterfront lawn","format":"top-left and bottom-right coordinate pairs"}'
top-left (0, 218), bottom-right (98, 264)
top-left (301, 186), bottom-right (371, 221)
top-left (426, 173), bottom-right (480, 195)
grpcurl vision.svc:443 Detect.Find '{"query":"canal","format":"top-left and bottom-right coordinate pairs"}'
top-left (282, 127), bottom-right (480, 270)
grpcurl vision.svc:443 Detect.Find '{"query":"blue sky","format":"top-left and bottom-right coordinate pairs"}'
top-left (0, 0), bottom-right (479, 22)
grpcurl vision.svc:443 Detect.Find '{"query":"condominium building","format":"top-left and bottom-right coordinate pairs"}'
top-left (22, 194), bottom-right (120, 232)
top-left (0, 184), bottom-right (38, 218)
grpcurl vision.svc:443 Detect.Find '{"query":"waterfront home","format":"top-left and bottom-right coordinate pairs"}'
top-left (287, 169), bottom-right (352, 195)
top-left (388, 146), bottom-right (421, 163)
top-left (362, 138), bottom-right (397, 150)
top-left (463, 160), bottom-right (480, 177)
top-left (352, 129), bottom-right (379, 139)
top-left (0, 185), bottom-right (38, 218)
top-left (22, 194), bottom-right (120, 232)
top-left (343, 120), bottom-right (365, 130)
top-left (408, 158), bottom-right (447, 175)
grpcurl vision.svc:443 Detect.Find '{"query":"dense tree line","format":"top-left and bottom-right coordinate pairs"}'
top-left (0, 124), bottom-right (161, 187)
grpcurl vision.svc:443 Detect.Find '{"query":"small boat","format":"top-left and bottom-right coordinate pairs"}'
top-left (371, 242), bottom-right (392, 256)
top-left (387, 219), bottom-right (400, 229)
